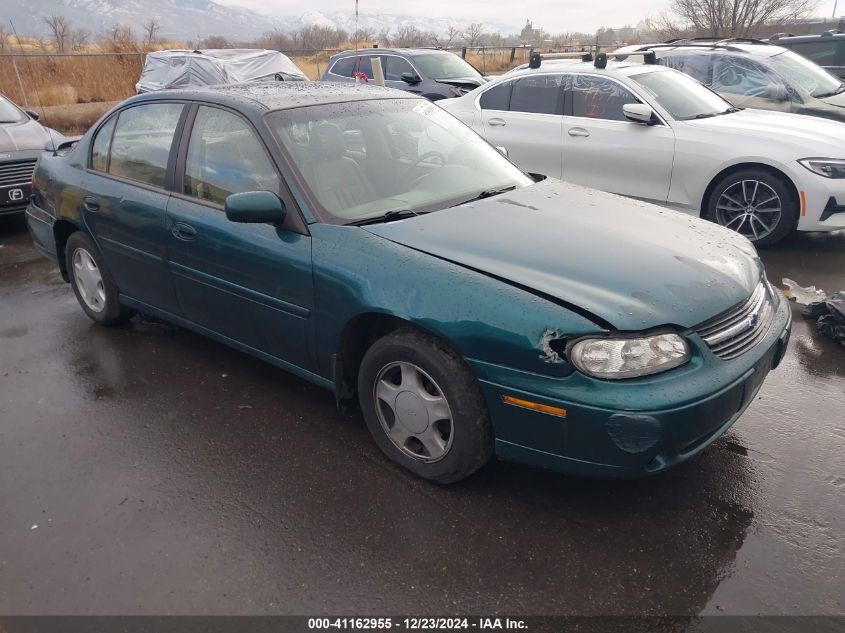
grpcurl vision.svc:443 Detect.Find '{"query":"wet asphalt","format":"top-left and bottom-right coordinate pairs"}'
top-left (0, 214), bottom-right (842, 617)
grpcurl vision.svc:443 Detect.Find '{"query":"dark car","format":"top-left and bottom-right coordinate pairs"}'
top-left (615, 39), bottom-right (845, 123)
top-left (0, 92), bottom-right (55, 216)
top-left (320, 48), bottom-right (486, 100)
top-left (769, 30), bottom-right (845, 79)
top-left (26, 83), bottom-right (790, 483)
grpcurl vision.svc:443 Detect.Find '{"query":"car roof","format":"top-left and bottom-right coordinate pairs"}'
top-left (506, 59), bottom-right (672, 78)
top-left (331, 48), bottom-right (452, 58)
top-left (126, 81), bottom-right (416, 112)
top-left (770, 31), bottom-right (845, 42)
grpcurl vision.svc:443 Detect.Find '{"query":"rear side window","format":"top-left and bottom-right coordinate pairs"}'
top-left (108, 103), bottom-right (183, 188)
top-left (509, 75), bottom-right (563, 115)
top-left (184, 106), bottom-right (280, 206)
top-left (571, 75), bottom-right (639, 121)
top-left (479, 81), bottom-right (513, 110)
top-left (90, 116), bottom-right (116, 172)
top-left (329, 57), bottom-right (356, 77)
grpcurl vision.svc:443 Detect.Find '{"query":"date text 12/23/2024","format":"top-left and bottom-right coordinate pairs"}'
top-left (308, 619), bottom-right (527, 630)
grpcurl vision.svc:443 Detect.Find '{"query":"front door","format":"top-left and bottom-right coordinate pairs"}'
top-left (562, 74), bottom-right (675, 203)
top-left (82, 102), bottom-right (185, 314)
top-left (166, 105), bottom-right (315, 371)
top-left (476, 75), bottom-right (564, 180)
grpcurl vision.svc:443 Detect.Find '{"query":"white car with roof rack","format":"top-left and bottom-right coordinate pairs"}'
top-left (439, 51), bottom-right (845, 245)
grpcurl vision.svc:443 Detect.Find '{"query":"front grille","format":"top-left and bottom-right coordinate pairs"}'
top-left (0, 159), bottom-right (37, 188)
top-left (696, 282), bottom-right (775, 360)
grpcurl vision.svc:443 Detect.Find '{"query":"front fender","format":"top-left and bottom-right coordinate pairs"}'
top-left (311, 224), bottom-right (605, 381)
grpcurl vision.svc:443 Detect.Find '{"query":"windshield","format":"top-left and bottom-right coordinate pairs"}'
top-left (410, 53), bottom-right (482, 80)
top-left (768, 50), bottom-right (844, 98)
top-left (630, 69), bottom-right (734, 120)
top-left (0, 94), bottom-right (26, 124)
top-left (266, 99), bottom-right (530, 224)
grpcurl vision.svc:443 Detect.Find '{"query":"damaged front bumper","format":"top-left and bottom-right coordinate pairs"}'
top-left (467, 291), bottom-right (792, 478)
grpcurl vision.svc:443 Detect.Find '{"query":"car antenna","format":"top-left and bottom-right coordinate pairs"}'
top-left (8, 19), bottom-right (60, 155)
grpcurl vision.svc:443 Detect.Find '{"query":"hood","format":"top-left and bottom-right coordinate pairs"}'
top-left (817, 90), bottom-right (845, 108)
top-left (683, 108), bottom-right (845, 150)
top-left (438, 77), bottom-right (486, 88)
top-left (365, 180), bottom-right (762, 331)
top-left (0, 118), bottom-right (50, 153)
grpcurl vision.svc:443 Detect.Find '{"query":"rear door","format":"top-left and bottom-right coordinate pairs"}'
top-left (562, 74), bottom-right (675, 203)
top-left (477, 74), bottom-right (564, 179)
top-left (82, 102), bottom-right (185, 314)
top-left (166, 104), bottom-right (315, 371)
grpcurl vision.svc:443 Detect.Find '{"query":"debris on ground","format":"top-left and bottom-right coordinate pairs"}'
top-left (802, 292), bottom-right (845, 347)
top-left (782, 278), bottom-right (827, 305)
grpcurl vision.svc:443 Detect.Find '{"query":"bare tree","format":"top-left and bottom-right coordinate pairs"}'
top-left (351, 27), bottom-right (375, 43)
top-left (142, 19), bottom-right (160, 48)
top-left (43, 14), bottom-right (71, 52)
top-left (257, 28), bottom-right (294, 51)
top-left (99, 23), bottom-right (138, 53)
top-left (462, 23), bottom-right (485, 48)
top-left (393, 26), bottom-right (429, 47)
top-left (431, 24), bottom-right (460, 49)
top-left (201, 35), bottom-right (229, 48)
top-left (653, 0), bottom-right (818, 38)
top-left (69, 28), bottom-right (90, 51)
top-left (0, 25), bottom-right (8, 50)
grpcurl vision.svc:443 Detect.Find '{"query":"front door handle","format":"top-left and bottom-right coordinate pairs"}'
top-left (171, 222), bottom-right (197, 242)
top-left (82, 196), bottom-right (100, 212)
top-left (568, 127), bottom-right (590, 138)
top-left (488, 117), bottom-right (507, 127)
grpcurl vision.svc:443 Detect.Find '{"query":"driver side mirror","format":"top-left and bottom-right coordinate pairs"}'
top-left (25, 109), bottom-right (40, 121)
top-left (623, 103), bottom-right (658, 125)
top-left (401, 71), bottom-right (422, 85)
top-left (225, 191), bottom-right (286, 224)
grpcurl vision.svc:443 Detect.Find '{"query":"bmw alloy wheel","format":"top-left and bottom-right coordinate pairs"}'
top-left (715, 179), bottom-right (782, 242)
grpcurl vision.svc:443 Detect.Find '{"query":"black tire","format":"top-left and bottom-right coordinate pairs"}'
top-left (357, 328), bottom-right (493, 484)
top-left (65, 231), bottom-right (134, 326)
top-left (704, 168), bottom-right (798, 247)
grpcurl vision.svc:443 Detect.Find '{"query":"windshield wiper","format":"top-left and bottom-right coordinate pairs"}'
top-left (451, 185), bottom-right (518, 207)
top-left (815, 84), bottom-right (845, 98)
top-left (689, 107), bottom-right (739, 120)
top-left (349, 209), bottom-right (420, 226)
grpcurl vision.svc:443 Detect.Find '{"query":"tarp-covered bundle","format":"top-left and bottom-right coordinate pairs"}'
top-left (136, 49), bottom-right (308, 93)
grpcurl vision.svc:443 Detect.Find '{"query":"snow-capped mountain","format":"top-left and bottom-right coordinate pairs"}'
top-left (7, 0), bottom-right (520, 41)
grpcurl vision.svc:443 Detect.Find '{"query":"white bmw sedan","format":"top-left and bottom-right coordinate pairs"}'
top-left (440, 58), bottom-right (845, 245)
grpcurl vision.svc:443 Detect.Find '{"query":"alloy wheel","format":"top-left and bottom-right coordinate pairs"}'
top-left (373, 361), bottom-right (454, 463)
top-left (715, 179), bottom-right (782, 242)
top-left (72, 248), bottom-right (107, 313)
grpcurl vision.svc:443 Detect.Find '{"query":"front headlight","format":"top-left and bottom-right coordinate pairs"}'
top-left (570, 333), bottom-right (690, 380)
top-left (799, 158), bottom-right (845, 178)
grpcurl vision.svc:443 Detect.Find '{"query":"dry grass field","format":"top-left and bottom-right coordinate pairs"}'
top-left (0, 47), bottom-right (535, 134)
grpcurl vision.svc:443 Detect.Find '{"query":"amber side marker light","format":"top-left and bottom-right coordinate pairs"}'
top-left (502, 395), bottom-right (567, 418)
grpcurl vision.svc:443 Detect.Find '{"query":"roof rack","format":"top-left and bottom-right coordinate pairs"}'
top-left (768, 33), bottom-right (795, 40)
top-left (528, 50), bottom-right (656, 70)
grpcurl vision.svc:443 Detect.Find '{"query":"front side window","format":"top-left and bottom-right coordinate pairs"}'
top-left (267, 99), bottom-right (531, 224)
top-left (383, 56), bottom-right (415, 81)
top-left (631, 70), bottom-right (731, 120)
top-left (571, 75), bottom-right (639, 121)
top-left (184, 106), bottom-right (279, 206)
top-left (509, 75), bottom-right (563, 115)
top-left (711, 54), bottom-right (789, 98)
top-left (0, 94), bottom-right (26, 124)
top-left (108, 103), bottom-right (183, 188)
top-left (90, 116), bottom-right (116, 172)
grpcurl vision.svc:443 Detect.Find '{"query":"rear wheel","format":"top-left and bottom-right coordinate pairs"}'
top-left (704, 168), bottom-right (797, 246)
top-left (65, 232), bottom-right (133, 326)
top-left (357, 328), bottom-right (493, 483)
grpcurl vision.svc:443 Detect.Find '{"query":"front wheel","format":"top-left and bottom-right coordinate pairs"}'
top-left (65, 232), bottom-right (134, 326)
top-left (704, 168), bottom-right (798, 246)
top-left (357, 329), bottom-right (493, 483)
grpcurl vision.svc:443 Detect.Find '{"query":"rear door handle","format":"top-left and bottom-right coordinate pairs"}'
top-left (82, 196), bottom-right (100, 212)
top-left (488, 118), bottom-right (507, 127)
top-left (568, 127), bottom-right (590, 138)
top-left (171, 222), bottom-right (197, 242)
